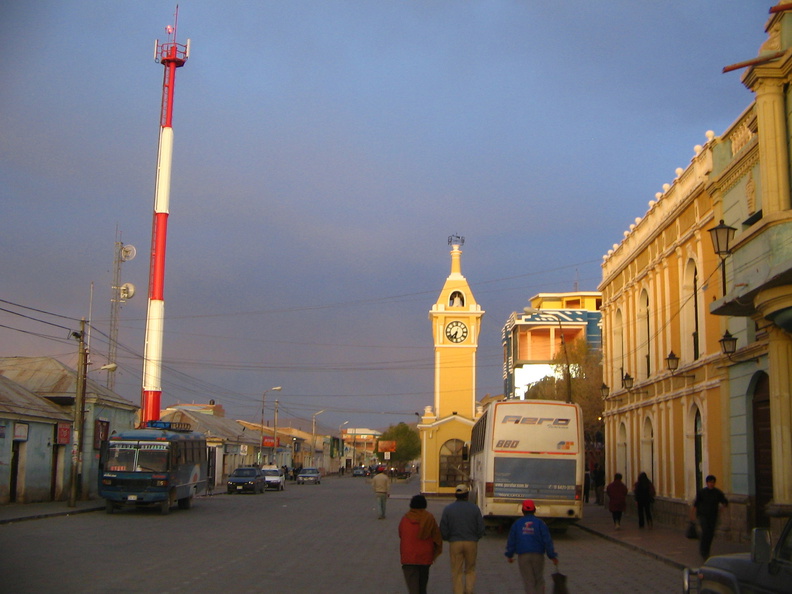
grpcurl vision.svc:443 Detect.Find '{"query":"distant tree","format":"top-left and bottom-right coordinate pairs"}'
top-left (376, 422), bottom-right (420, 468)
top-left (523, 338), bottom-right (604, 447)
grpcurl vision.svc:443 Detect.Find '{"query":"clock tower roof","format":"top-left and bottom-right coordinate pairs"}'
top-left (431, 236), bottom-right (483, 314)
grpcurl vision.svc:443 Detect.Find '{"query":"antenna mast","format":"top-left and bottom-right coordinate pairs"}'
top-left (141, 6), bottom-right (190, 425)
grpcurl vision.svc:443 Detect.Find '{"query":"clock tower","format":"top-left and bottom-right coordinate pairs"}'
top-left (418, 235), bottom-right (484, 495)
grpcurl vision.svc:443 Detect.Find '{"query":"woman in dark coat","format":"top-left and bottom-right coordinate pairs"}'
top-left (605, 473), bottom-right (628, 529)
top-left (633, 471), bottom-right (656, 528)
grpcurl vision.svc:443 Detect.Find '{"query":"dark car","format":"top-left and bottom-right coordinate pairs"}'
top-left (683, 517), bottom-right (792, 593)
top-left (227, 467), bottom-right (265, 494)
top-left (351, 467), bottom-right (369, 477)
top-left (297, 468), bottom-right (321, 485)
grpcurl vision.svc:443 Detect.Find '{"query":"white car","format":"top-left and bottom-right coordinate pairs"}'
top-left (262, 468), bottom-right (285, 491)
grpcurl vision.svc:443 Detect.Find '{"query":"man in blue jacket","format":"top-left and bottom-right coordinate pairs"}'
top-left (505, 500), bottom-right (559, 594)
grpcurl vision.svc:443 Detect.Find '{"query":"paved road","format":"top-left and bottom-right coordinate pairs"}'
top-left (0, 476), bottom-right (682, 593)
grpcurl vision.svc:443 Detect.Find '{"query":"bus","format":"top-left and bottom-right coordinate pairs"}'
top-left (99, 421), bottom-right (208, 514)
top-left (469, 399), bottom-right (584, 525)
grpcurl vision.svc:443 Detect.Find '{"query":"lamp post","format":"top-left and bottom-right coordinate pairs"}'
top-left (708, 219), bottom-right (736, 295)
top-left (312, 409), bottom-right (326, 467)
top-left (339, 420), bottom-right (349, 471)
top-left (260, 386), bottom-right (281, 466)
top-left (68, 320), bottom-right (87, 507)
top-left (523, 307), bottom-right (573, 403)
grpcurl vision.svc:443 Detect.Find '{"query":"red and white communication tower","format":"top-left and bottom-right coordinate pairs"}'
top-left (141, 8), bottom-right (190, 425)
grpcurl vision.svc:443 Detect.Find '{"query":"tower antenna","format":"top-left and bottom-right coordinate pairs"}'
top-left (141, 8), bottom-right (190, 425)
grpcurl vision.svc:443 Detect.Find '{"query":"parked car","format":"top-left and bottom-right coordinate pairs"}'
top-left (262, 468), bottom-right (286, 491)
top-left (352, 466), bottom-right (369, 477)
top-left (297, 468), bottom-right (321, 485)
top-left (683, 516), bottom-right (792, 593)
top-left (227, 467), bottom-right (265, 494)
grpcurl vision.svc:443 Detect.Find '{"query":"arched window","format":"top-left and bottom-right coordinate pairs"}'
top-left (638, 290), bottom-right (650, 379)
top-left (694, 407), bottom-right (703, 493)
top-left (449, 291), bottom-right (465, 307)
top-left (640, 416), bottom-right (654, 486)
top-left (617, 422), bottom-right (629, 481)
top-left (439, 439), bottom-right (468, 487)
top-left (614, 309), bottom-right (625, 389)
top-left (751, 371), bottom-right (771, 527)
top-left (682, 260), bottom-right (701, 361)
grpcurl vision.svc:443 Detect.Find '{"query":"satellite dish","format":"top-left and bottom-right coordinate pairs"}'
top-left (120, 283), bottom-right (136, 300)
top-left (121, 244), bottom-right (137, 261)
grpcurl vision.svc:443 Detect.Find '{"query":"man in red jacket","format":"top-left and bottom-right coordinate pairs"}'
top-left (399, 495), bottom-right (443, 594)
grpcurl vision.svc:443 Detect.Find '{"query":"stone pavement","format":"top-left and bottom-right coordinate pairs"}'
top-left (0, 484), bottom-right (749, 572)
top-left (571, 499), bottom-right (750, 570)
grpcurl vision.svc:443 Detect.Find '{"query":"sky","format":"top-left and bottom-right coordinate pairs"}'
top-left (0, 1), bottom-right (773, 433)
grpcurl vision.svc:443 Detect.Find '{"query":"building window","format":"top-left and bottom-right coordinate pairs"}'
top-left (449, 291), bottom-right (465, 307)
top-left (683, 260), bottom-right (701, 361)
top-left (638, 290), bottom-right (650, 378)
top-left (439, 439), bottom-right (468, 488)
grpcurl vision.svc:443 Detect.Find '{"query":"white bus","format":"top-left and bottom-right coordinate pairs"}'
top-left (469, 399), bottom-right (584, 524)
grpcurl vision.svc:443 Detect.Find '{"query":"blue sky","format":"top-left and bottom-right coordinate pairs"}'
top-left (0, 1), bottom-right (772, 432)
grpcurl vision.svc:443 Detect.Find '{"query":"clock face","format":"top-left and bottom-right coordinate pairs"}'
top-left (445, 321), bottom-right (468, 343)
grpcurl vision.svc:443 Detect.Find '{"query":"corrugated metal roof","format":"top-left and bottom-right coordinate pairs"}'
top-left (0, 356), bottom-right (137, 409)
top-left (0, 374), bottom-right (72, 422)
top-left (160, 409), bottom-right (260, 444)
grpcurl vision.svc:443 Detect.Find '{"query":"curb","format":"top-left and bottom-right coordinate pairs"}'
top-left (0, 505), bottom-right (105, 525)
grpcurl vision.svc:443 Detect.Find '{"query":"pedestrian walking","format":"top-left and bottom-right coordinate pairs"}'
top-left (633, 471), bottom-right (655, 529)
top-left (399, 495), bottom-right (443, 594)
top-left (439, 484), bottom-right (486, 594)
top-left (504, 499), bottom-right (559, 594)
top-left (692, 474), bottom-right (729, 560)
top-left (592, 463), bottom-right (605, 505)
top-left (583, 470), bottom-right (591, 503)
top-left (605, 473), bottom-right (628, 529)
top-left (372, 466), bottom-right (390, 519)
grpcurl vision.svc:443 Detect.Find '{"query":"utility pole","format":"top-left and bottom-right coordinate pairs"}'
top-left (68, 320), bottom-right (88, 507)
top-left (273, 400), bottom-right (279, 466)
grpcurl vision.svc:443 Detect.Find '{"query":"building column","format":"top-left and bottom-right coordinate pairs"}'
top-left (763, 326), bottom-right (792, 510)
top-left (756, 285), bottom-right (792, 511)
top-left (750, 78), bottom-right (791, 213)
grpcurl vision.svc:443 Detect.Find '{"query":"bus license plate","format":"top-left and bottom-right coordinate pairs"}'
top-left (127, 495), bottom-right (137, 501)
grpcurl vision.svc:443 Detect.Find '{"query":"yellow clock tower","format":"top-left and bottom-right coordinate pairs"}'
top-left (418, 235), bottom-right (484, 495)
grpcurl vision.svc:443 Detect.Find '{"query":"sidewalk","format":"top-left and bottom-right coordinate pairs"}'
top-left (0, 496), bottom-right (750, 571)
top-left (0, 499), bottom-right (104, 524)
top-left (574, 500), bottom-right (750, 570)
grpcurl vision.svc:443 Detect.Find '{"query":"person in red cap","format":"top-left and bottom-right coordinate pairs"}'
top-left (504, 499), bottom-right (559, 594)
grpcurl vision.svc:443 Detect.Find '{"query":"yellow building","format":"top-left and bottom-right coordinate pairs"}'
top-left (598, 134), bottom-right (738, 530)
top-left (418, 236), bottom-right (484, 496)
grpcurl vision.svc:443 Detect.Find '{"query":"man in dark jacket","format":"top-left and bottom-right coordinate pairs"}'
top-left (440, 484), bottom-right (486, 594)
top-left (505, 499), bottom-right (559, 594)
top-left (693, 475), bottom-right (729, 560)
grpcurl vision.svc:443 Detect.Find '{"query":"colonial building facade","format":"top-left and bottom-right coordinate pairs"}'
top-left (599, 5), bottom-right (792, 538)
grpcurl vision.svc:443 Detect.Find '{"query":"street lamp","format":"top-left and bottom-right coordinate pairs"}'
top-left (339, 420), bottom-right (349, 471)
top-left (523, 307), bottom-right (573, 403)
top-left (708, 219), bottom-right (736, 295)
top-left (261, 386), bottom-right (282, 465)
top-left (312, 409), bottom-right (326, 467)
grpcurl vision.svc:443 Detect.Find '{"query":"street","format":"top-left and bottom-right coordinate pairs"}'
top-left (1, 475), bottom-right (681, 593)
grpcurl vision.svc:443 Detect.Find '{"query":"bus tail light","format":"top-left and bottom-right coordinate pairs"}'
top-left (575, 485), bottom-right (582, 500)
top-left (485, 482), bottom-right (494, 496)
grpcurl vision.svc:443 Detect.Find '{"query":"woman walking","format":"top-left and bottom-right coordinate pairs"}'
top-left (605, 473), bottom-right (628, 529)
top-left (633, 472), bottom-right (655, 529)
